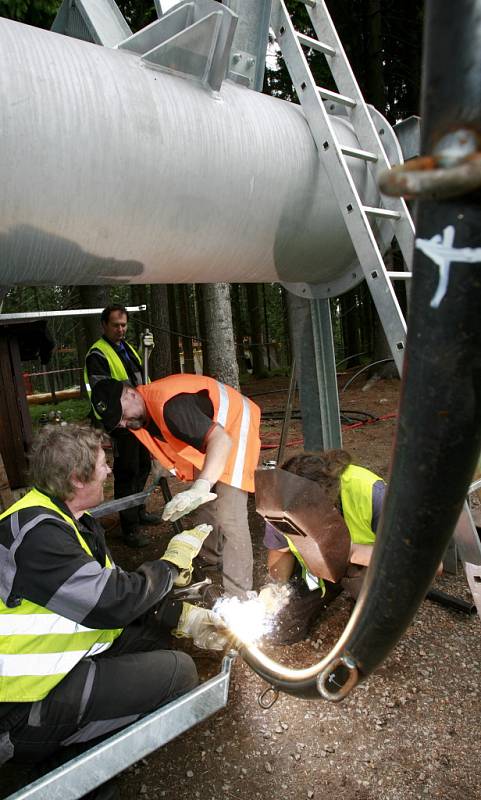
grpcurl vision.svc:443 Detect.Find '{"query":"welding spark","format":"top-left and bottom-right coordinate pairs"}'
top-left (213, 584), bottom-right (291, 645)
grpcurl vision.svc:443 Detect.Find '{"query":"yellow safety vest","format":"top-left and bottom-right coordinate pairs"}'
top-left (340, 464), bottom-right (381, 545)
top-left (84, 337), bottom-right (144, 419)
top-left (0, 489), bottom-right (122, 703)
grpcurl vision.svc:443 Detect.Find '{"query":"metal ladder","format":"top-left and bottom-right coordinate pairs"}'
top-left (270, 0), bottom-right (414, 375)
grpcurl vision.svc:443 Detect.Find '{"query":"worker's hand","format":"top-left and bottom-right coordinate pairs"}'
top-left (172, 602), bottom-right (228, 650)
top-left (161, 524), bottom-right (212, 572)
top-left (162, 479), bottom-right (217, 522)
top-left (258, 583), bottom-right (292, 615)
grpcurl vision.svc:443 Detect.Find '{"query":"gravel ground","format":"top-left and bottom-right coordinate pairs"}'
top-left (1, 377), bottom-right (480, 800)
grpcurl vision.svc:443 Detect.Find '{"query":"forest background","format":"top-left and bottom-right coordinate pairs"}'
top-left (0, 0), bottom-right (423, 398)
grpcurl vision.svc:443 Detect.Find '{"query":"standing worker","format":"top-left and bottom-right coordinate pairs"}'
top-left (84, 304), bottom-right (160, 548)
top-left (91, 375), bottom-right (261, 598)
top-left (0, 425), bottom-right (226, 773)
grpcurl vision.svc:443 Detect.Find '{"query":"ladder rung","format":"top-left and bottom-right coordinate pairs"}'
top-left (341, 145), bottom-right (378, 163)
top-left (363, 206), bottom-right (401, 220)
top-left (317, 86), bottom-right (356, 108)
top-left (297, 32), bottom-right (336, 57)
top-left (387, 271), bottom-right (413, 280)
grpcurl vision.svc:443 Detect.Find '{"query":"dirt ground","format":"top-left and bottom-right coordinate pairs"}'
top-left (2, 374), bottom-right (480, 799)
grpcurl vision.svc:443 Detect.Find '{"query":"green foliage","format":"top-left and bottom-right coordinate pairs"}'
top-left (0, 0), bottom-right (59, 27)
top-left (29, 398), bottom-right (91, 426)
top-left (264, 0), bottom-right (423, 122)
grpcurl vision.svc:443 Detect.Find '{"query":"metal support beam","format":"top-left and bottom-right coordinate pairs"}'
top-left (224, 0), bottom-right (272, 90)
top-left (310, 299), bottom-right (342, 450)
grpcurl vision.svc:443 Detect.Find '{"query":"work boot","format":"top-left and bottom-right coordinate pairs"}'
top-left (138, 510), bottom-right (162, 525)
top-left (123, 527), bottom-right (150, 548)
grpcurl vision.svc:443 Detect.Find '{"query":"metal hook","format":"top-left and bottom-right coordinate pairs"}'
top-left (316, 655), bottom-right (359, 701)
top-left (258, 685), bottom-right (279, 709)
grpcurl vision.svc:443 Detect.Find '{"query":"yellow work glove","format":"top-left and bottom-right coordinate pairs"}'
top-left (160, 524), bottom-right (212, 576)
top-left (162, 479), bottom-right (217, 523)
top-left (172, 603), bottom-right (228, 651)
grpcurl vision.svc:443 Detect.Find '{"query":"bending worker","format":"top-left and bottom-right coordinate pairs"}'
top-left (91, 374), bottom-right (261, 598)
top-left (85, 304), bottom-right (160, 548)
top-left (0, 425), bottom-right (226, 767)
top-left (258, 450), bottom-right (386, 644)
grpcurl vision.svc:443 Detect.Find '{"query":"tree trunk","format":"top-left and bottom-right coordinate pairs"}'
top-left (177, 285), bottom-right (195, 373)
top-left (195, 284), bottom-right (209, 376)
top-left (167, 285), bottom-right (181, 374)
top-left (363, 0), bottom-right (385, 108)
top-left (340, 288), bottom-right (362, 367)
top-left (230, 284), bottom-right (248, 375)
top-left (130, 285), bottom-right (149, 350)
top-left (149, 284), bottom-right (171, 379)
top-left (200, 283), bottom-right (239, 389)
top-left (77, 286), bottom-right (110, 394)
top-left (246, 284), bottom-right (266, 378)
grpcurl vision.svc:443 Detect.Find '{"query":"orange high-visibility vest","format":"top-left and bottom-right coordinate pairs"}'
top-left (131, 376), bottom-right (261, 492)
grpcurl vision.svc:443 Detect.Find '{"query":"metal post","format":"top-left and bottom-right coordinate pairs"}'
top-left (310, 299), bottom-right (342, 450)
top-left (223, 0), bottom-right (272, 90)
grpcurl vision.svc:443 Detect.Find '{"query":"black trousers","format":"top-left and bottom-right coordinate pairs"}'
top-left (2, 606), bottom-right (197, 765)
top-left (111, 430), bottom-right (152, 533)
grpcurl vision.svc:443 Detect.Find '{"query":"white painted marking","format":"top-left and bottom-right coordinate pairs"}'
top-left (415, 225), bottom-right (481, 308)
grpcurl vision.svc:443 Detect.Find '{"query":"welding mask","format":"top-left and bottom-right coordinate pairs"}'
top-left (255, 467), bottom-right (351, 583)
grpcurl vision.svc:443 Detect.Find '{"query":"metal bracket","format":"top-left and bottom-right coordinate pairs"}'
top-left (228, 49), bottom-right (257, 88)
top-left (118, 0), bottom-right (238, 92)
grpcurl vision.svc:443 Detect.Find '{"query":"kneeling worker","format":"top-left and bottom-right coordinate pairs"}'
top-left (0, 425), bottom-right (226, 767)
top-left (256, 450), bottom-right (386, 644)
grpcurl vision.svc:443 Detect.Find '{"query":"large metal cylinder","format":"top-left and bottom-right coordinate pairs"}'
top-left (0, 18), bottom-right (398, 290)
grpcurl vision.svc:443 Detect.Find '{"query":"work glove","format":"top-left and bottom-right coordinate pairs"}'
top-left (162, 479), bottom-right (217, 522)
top-left (160, 525), bottom-right (212, 587)
top-left (172, 602), bottom-right (228, 650)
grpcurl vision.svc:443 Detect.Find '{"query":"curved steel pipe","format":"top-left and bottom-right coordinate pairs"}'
top-left (242, 0), bottom-right (481, 700)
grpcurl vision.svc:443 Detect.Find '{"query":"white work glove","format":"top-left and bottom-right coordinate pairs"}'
top-left (172, 602), bottom-right (228, 650)
top-left (160, 525), bottom-right (213, 585)
top-left (162, 479), bottom-right (217, 522)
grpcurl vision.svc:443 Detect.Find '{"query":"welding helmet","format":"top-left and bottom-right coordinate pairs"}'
top-left (255, 467), bottom-right (351, 582)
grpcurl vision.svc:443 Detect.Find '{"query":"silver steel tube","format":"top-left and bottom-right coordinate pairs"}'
top-left (0, 18), bottom-right (395, 290)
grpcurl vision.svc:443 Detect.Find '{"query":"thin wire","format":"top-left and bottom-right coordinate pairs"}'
top-left (341, 358), bottom-right (395, 394)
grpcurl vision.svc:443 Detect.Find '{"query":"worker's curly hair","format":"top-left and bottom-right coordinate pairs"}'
top-left (280, 450), bottom-right (351, 504)
top-left (28, 424), bottom-right (104, 500)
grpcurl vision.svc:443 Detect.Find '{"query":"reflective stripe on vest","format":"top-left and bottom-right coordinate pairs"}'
top-left (340, 465), bottom-right (382, 545)
top-left (84, 338), bottom-right (144, 417)
top-left (0, 489), bottom-right (122, 703)
top-left (132, 376), bottom-right (261, 492)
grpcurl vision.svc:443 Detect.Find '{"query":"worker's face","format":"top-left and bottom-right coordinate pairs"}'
top-left (118, 386), bottom-right (147, 430)
top-left (78, 446), bottom-right (111, 508)
top-left (102, 311), bottom-right (128, 343)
